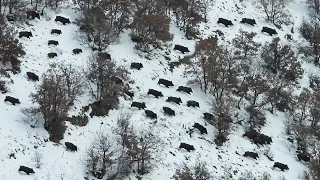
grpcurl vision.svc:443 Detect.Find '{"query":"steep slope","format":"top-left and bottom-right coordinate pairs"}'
top-left (0, 0), bottom-right (314, 179)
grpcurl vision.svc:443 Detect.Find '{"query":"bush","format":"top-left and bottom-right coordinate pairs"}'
top-left (309, 154), bottom-right (320, 180)
top-left (66, 114), bottom-right (89, 127)
top-left (0, 80), bottom-right (8, 94)
top-left (173, 162), bottom-right (212, 180)
top-left (88, 96), bottom-right (119, 118)
top-left (0, 24), bottom-right (25, 73)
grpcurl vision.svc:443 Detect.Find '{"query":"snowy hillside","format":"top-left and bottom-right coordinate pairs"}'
top-left (0, 0), bottom-right (317, 179)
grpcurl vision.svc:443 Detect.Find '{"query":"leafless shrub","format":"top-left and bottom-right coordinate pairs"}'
top-left (77, 0), bottom-right (129, 51)
top-left (130, 15), bottom-right (173, 53)
top-left (66, 114), bottom-right (89, 127)
top-left (86, 132), bottom-right (115, 179)
top-left (21, 107), bottom-right (43, 128)
top-left (254, 0), bottom-right (292, 26)
top-left (54, 62), bottom-right (85, 105)
top-left (30, 67), bottom-right (71, 142)
top-left (170, 0), bottom-right (206, 39)
top-left (0, 24), bottom-right (25, 73)
top-left (0, 80), bottom-right (8, 93)
top-left (261, 172), bottom-right (272, 180)
top-left (130, 131), bottom-right (162, 175)
top-left (232, 29), bottom-right (261, 59)
top-left (261, 37), bottom-right (303, 83)
top-left (210, 96), bottom-right (234, 146)
top-left (86, 52), bottom-right (129, 100)
top-left (32, 150), bottom-right (42, 168)
top-left (173, 161), bottom-right (212, 180)
top-left (309, 153), bottom-right (320, 180)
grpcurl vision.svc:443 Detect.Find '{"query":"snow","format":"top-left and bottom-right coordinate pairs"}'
top-left (0, 0), bottom-right (316, 179)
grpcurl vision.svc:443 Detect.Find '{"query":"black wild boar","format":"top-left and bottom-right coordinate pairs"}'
top-left (163, 106), bottom-right (175, 116)
top-left (72, 48), bottom-right (82, 54)
top-left (158, 78), bottom-right (174, 87)
top-left (147, 89), bottom-right (164, 98)
top-left (240, 18), bottom-right (256, 26)
top-left (48, 40), bottom-right (59, 46)
top-left (243, 151), bottom-right (259, 160)
top-left (4, 96), bottom-right (20, 105)
top-left (217, 18), bottom-right (233, 27)
top-left (65, 142), bottom-right (78, 151)
top-left (166, 96), bottom-right (182, 105)
top-left (26, 11), bottom-right (40, 19)
top-left (273, 162), bottom-right (289, 171)
top-left (179, 143), bottom-right (195, 152)
top-left (131, 102), bottom-right (146, 110)
top-left (26, 72), bottom-right (39, 81)
top-left (19, 31), bottom-right (33, 39)
top-left (18, 166), bottom-right (35, 175)
top-left (51, 29), bottom-right (62, 35)
top-left (261, 27), bottom-right (277, 36)
top-left (145, 110), bottom-right (157, 119)
top-left (173, 45), bottom-right (190, 54)
top-left (130, 62), bottom-right (143, 70)
top-left (55, 15), bottom-right (71, 25)
top-left (176, 86), bottom-right (192, 94)
top-left (47, 52), bottom-right (57, 58)
top-left (187, 100), bottom-right (199, 108)
top-left (193, 123), bottom-right (207, 134)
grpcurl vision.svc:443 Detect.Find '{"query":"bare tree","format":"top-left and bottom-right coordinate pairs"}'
top-left (255, 0), bottom-right (291, 26)
top-left (112, 111), bottom-right (133, 147)
top-left (130, 0), bottom-right (165, 17)
top-left (307, 89), bottom-right (320, 134)
top-left (171, 0), bottom-right (204, 39)
top-left (232, 29), bottom-right (261, 59)
top-left (200, 0), bottom-right (214, 23)
top-left (55, 62), bottom-right (84, 105)
top-left (78, 6), bottom-right (122, 51)
top-left (245, 106), bottom-right (267, 130)
top-left (0, 23), bottom-right (25, 73)
top-left (266, 82), bottom-right (293, 113)
top-left (110, 111), bottom-right (134, 179)
top-left (309, 148), bottom-right (320, 180)
top-left (207, 46), bottom-right (238, 101)
top-left (289, 88), bottom-right (312, 127)
top-left (309, 72), bottom-right (320, 89)
top-left (306, 0), bottom-right (320, 15)
top-left (86, 131), bottom-right (115, 179)
top-left (261, 37), bottom-right (303, 83)
top-left (86, 52), bottom-right (129, 100)
top-left (44, 0), bottom-right (65, 10)
top-left (209, 96), bottom-right (234, 146)
top-left (130, 15), bottom-right (173, 52)
top-left (184, 37), bottom-right (238, 99)
top-left (30, 67), bottom-right (73, 142)
top-left (1, 0), bottom-right (27, 16)
top-left (246, 74), bottom-right (270, 108)
top-left (129, 131), bottom-right (161, 175)
top-left (184, 36), bottom-right (219, 93)
top-left (299, 15), bottom-right (320, 65)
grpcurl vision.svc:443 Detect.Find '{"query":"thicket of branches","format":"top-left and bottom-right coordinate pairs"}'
top-left (254, 0), bottom-right (292, 27)
top-left (85, 112), bottom-right (161, 179)
top-left (0, 21), bottom-right (25, 74)
top-left (173, 161), bottom-right (212, 180)
top-left (86, 52), bottom-right (129, 101)
top-left (183, 27), bottom-right (304, 145)
top-left (26, 62), bottom-right (84, 142)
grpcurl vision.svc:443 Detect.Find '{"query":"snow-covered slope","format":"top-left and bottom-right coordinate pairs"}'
top-left (0, 0), bottom-right (315, 179)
